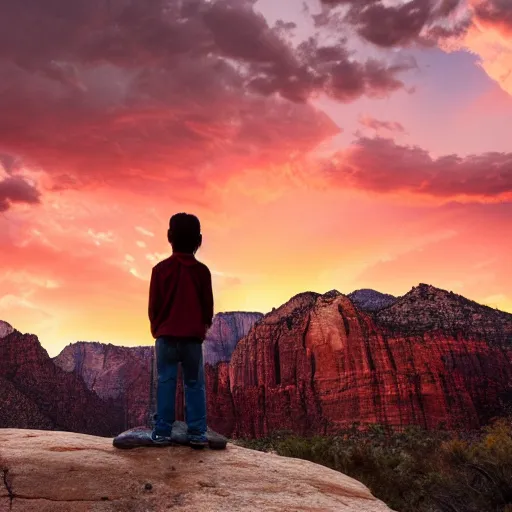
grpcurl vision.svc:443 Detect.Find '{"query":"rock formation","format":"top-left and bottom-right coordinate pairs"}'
top-left (0, 428), bottom-right (394, 512)
top-left (375, 283), bottom-right (510, 339)
top-left (53, 312), bottom-right (263, 430)
top-left (53, 342), bottom-right (155, 429)
top-left (348, 289), bottom-right (398, 312)
top-left (203, 312), bottom-right (263, 364)
top-left (1, 284), bottom-right (511, 439)
top-left (0, 320), bottom-right (14, 339)
top-left (0, 327), bottom-right (123, 436)
top-left (211, 286), bottom-right (512, 437)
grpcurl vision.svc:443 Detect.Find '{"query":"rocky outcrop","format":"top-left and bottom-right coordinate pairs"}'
top-left (52, 312), bottom-right (262, 430)
top-left (0, 328), bottom-right (123, 436)
top-left (54, 342), bottom-right (155, 429)
top-left (203, 312), bottom-right (263, 364)
top-left (0, 320), bottom-right (14, 339)
top-left (0, 428), bottom-right (394, 512)
top-left (375, 283), bottom-right (511, 340)
top-left (212, 286), bottom-right (512, 437)
top-left (348, 289), bottom-right (398, 312)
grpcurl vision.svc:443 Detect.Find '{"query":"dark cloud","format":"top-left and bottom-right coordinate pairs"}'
top-left (0, 176), bottom-right (41, 212)
top-left (248, 36), bottom-right (415, 102)
top-left (326, 137), bottom-right (512, 200)
top-left (347, 0), bottom-right (434, 47)
top-left (473, 0), bottom-right (512, 35)
top-left (0, 0), bottom-right (413, 192)
top-left (319, 0), bottom-right (467, 47)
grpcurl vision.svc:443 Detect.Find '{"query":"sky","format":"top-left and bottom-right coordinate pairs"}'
top-left (0, 0), bottom-right (511, 356)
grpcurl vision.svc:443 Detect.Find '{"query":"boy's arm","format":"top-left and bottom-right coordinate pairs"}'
top-left (203, 267), bottom-right (214, 329)
top-left (148, 267), bottom-right (160, 337)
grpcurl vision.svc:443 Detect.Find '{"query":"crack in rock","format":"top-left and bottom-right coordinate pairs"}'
top-left (2, 468), bottom-right (123, 507)
top-left (10, 496), bottom-right (122, 503)
top-left (2, 469), bottom-right (13, 511)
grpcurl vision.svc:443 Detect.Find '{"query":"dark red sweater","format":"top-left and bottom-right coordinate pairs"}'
top-left (148, 253), bottom-right (214, 340)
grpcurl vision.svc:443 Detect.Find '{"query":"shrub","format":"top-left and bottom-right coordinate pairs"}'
top-left (236, 417), bottom-right (512, 512)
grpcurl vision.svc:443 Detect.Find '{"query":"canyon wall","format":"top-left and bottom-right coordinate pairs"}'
top-left (0, 322), bottom-right (123, 436)
top-left (214, 286), bottom-right (512, 437)
top-left (53, 312), bottom-right (263, 430)
top-left (2, 285), bottom-right (511, 438)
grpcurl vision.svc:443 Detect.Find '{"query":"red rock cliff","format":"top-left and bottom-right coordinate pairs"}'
top-left (211, 286), bottom-right (512, 437)
top-left (0, 323), bottom-right (124, 436)
top-left (3, 285), bottom-right (511, 439)
top-left (53, 342), bottom-right (154, 429)
top-left (53, 312), bottom-right (262, 430)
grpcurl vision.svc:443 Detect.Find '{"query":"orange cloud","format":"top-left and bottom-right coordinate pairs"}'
top-left (457, 22), bottom-right (512, 95)
top-left (434, 0), bottom-right (512, 95)
top-left (472, 0), bottom-right (512, 37)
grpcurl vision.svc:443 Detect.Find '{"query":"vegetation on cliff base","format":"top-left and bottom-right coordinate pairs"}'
top-left (236, 418), bottom-right (512, 512)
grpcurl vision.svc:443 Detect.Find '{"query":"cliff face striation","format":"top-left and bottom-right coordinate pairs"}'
top-left (203, 312), bottom-right (263, 365)
top-left (209, 286), bottom-right (512, 437)
top-left (53, 342), bottom-right (155, 429)
top-left (0, 325), bottom-right (123, 436)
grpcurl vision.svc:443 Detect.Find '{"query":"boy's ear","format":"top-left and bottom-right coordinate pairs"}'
top-left (167, 229), bottom-right (172, 244)
top-left (198, 234), bottom-right (202, 248)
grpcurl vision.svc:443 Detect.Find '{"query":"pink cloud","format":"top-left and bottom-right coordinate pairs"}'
top-left (0, 0), bottom-right (414, 200)
top-left (326, 137), bottom-right (512, 201)
top-left (352, 201), bottom-right (512, 310)
top-left (358, 116), bottom-right (407, 135)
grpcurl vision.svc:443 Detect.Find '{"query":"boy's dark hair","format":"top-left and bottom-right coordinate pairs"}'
top-left (168, 213), bottom-right (202, 254)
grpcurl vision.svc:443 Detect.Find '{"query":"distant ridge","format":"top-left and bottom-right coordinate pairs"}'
top-left (375, 283), bottom-right (512, 342)
top-left (348, 288), bottom-right (398, 312)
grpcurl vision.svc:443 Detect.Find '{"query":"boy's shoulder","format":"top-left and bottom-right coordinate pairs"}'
top-left (152, 256), bottom-right (173, 272)
top-left (152, 255), bottom-right (210, 274)
top-left (193, 258), bottom-right (211, 275)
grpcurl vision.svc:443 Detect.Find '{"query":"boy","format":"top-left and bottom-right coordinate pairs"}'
top-left (148, 213), bottom-right (214, 448)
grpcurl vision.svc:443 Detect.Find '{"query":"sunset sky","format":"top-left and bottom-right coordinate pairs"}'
top-left (0, 0), bottom-right (511, 356)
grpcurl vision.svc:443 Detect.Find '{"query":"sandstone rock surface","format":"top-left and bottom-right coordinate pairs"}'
top-left (0, 429), bottom-right (394, 512)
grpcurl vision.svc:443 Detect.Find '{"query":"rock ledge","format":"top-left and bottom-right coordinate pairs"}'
top-left (0, 428), bottom-right (394, 511)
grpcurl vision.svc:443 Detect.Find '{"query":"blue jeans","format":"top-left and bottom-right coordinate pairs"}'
top-left (154, 336), bottom-right (207, 440)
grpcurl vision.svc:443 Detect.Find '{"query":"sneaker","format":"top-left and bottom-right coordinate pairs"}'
top-left (151, 430), bottom-right (172, 445)
top-left (188, 435), bottom-right (208, 449)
